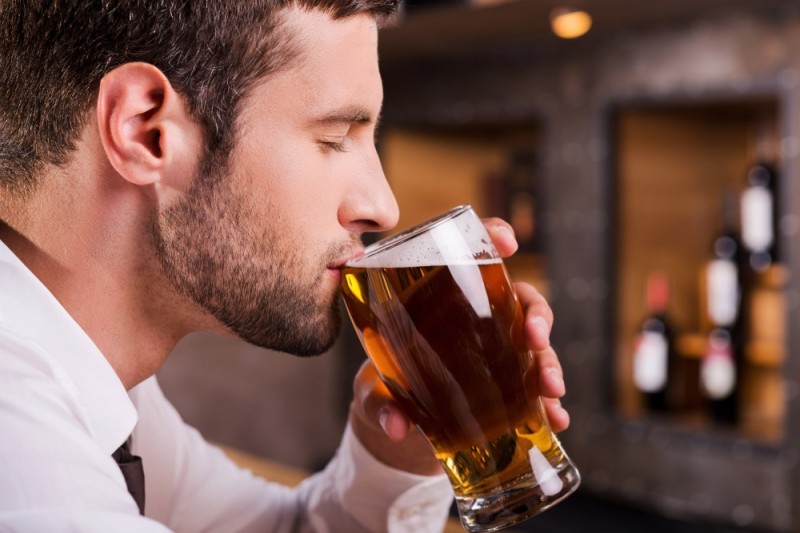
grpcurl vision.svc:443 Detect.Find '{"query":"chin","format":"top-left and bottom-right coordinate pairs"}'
top-left (243, 302), bottom-right (344, 357)
top-left (290, 308), bottom-right (344, 357)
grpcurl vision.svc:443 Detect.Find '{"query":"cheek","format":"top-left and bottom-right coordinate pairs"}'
top-left (273, 157), bottom-right (345, 216)
top-left (236, 132), bottom-right (347, 233)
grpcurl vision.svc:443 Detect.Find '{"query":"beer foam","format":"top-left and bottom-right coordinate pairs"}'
top-left (349, 207), bottom-right (502, 268)
top-left (351, 250), bottom-right (501, 268)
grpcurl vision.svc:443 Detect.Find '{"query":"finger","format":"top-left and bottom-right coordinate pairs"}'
top-left (536, 346), bottom-right (566, 398)
top-left (543, 397), bottom-right (571, 433)
top-left (523, 345), bottom-right (565, 400)
top-left (377, 405), bottom-right (413, 442)
top-left (350, 364), bottom-right (443, 474)
top-left (353, 362), bottom-right (411, 442)
top-left (515, 281), bottom-right (553, 351)
top-left (482, 217), bottom-right (518, 258)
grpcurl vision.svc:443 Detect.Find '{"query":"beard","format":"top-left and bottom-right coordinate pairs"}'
top-left (150, 157), bottom-right (353, 356)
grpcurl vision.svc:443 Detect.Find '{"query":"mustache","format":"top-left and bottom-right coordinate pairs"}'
top-left (323, 232), bottom-right (364, 267)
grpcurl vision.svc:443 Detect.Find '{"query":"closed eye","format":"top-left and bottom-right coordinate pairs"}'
top-left (318, 140), bottom-right (348, 153)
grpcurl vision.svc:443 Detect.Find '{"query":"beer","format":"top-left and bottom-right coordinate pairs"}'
top-left (340, 204), bottom-right (578, 531)
top-left (341, 260), bottom-right (570, 499)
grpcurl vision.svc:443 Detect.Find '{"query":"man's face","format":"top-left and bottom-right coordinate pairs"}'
top-left (153, 8), bottom-right (399, 355)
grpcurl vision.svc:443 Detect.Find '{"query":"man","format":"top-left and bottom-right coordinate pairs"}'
top-left (0, 1), bottom-right (569, 531)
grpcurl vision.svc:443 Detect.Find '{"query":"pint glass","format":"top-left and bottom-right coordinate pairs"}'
top-left (340, 205), bottom-right (580, 532)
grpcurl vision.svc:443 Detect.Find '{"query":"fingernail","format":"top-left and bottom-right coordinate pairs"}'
top-left (378, 406), bottom-right (391, 434)
top-left (547, 367), bottom-right (565, 392)
top-left (558, 404), bottom-right (570, 424)
top-left (531, 316), bottom-right (550, 339)
top-left (494, 225), bottom-right (514, 240)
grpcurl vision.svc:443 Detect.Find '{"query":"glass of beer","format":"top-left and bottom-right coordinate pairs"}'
top-left (340, 205), bottom-right (580, 532)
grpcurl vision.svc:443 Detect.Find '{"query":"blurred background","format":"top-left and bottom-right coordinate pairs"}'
top-left (158, 1), bottom-right (800, 531)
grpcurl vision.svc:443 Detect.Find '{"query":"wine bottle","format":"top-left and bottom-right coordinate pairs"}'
top-left (507, 150), bottom-right (538, 253)
top-left (701, 192), bottom-right (744, 424)
top-left (633, 272), bottom-right (675, 413)
top-left (701, 327), bottom-right (739, 424)
top-left (741, 117), bottom-right (780, 274)
top-left (740, 160), bottom-right (779, 273)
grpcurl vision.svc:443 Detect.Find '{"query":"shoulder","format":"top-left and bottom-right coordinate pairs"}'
top-left (0, 321), bottom-right (70, 391)
top-left (0, 322), bottom-right (88, 439)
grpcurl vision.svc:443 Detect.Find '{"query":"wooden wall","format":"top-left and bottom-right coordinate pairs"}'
top-left (380, 126), bottom-right (548, 290)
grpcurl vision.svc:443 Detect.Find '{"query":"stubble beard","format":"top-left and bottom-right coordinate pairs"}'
top-left (150, 161), bottom-right (347, 356)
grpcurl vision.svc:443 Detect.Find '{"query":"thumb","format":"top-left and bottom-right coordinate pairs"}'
top-left (353, 362), bottom-right (411, 442)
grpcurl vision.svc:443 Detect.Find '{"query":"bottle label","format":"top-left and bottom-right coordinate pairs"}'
top-left (633, 331), bottom-right (668, 393)
top-left (701, 334), bottom-right (736, 400)
top-left (706, 259), bottom-right (739, 326)
top-left (741, 186), bottom-right (774, 253)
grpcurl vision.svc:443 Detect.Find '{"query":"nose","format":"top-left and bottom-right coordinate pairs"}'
top-left (339, 147), bottom-right (400, 235)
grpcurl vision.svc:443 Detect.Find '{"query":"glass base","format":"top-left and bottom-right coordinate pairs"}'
top-left (455, 457), bottom-right (581, 532)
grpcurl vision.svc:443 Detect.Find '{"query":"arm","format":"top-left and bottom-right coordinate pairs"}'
top-left (130, 377), bottom-right (451, 533)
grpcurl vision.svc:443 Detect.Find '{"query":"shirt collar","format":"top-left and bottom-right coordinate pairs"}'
top-left (0, 239), bottom-right (137, 455)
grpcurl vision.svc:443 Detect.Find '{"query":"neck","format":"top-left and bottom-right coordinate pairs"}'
top-left (0, 160), bottom-right (209, 390)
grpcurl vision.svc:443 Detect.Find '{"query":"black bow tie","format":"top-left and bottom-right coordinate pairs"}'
top-left (112, 438), bottom-right (145, 515)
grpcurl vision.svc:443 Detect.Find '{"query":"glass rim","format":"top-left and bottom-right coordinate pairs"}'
top-left (351, 204), bottom-right (474, 263)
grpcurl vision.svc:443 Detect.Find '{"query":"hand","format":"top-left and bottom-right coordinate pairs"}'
top-left (348, 217), bottom-right (569, 476)
top-left (349, 363), bottom-right (443, 475)
top-left (483, 217), bottom-right (570, 433)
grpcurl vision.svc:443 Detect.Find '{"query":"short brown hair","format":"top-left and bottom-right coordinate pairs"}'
top-left (0, 0), bottom-right (399, 194)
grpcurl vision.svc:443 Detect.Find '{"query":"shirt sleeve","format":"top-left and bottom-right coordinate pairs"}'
top-left (297, 422), bottom-right (454, 533)
top-left (131, 377), bottom-right (454, 533)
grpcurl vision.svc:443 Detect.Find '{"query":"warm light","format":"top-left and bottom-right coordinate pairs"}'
top-left (550, 7), bottom-right (592, 39)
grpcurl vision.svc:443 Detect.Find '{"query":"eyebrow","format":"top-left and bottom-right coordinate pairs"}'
top-left (312, 106), bottom-right (380, 126)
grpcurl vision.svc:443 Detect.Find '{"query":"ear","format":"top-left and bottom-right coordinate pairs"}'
top-left (96, 62), bottom-right (201, 189)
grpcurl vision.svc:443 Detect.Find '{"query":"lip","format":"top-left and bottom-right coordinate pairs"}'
top-left (328, 249), bottom-right (365, 271)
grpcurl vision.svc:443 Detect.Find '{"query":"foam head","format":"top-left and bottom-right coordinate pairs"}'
top-left (348, 205), bottom-right (501, 268)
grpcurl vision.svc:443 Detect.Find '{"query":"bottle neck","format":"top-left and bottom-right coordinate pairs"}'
top-left (645, 273), bottom-right (670, 315)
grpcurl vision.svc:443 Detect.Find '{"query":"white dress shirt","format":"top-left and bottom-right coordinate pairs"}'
top-left (0, 239), bottom-right (453, 532)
